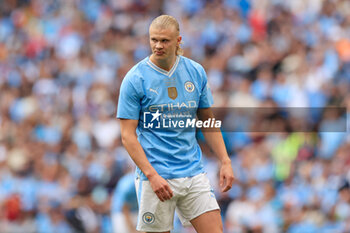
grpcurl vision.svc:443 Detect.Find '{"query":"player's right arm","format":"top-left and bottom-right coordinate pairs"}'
top-left (118, 71), bottom-right (173, 201)
top-left (119, 119), bottom-right (173, 202)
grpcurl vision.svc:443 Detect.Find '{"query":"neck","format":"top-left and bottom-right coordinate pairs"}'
top-left (150, 54), bottom-right (177, 71)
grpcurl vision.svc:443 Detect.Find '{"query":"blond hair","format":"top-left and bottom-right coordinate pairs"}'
top-left (150, 15), bottom-right (183, 56)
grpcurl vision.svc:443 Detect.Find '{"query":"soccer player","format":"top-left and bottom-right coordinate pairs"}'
top-left (117, 15), bottom-right (235, 233)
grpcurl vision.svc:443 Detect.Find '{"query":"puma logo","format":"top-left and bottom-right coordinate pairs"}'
top-left (149, 88), bottom-right (158, 95)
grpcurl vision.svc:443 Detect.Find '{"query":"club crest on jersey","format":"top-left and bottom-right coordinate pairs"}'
top-left (168, 87), bottom-right (178, 100)
top-left (185, 81), bottom-right (195, 93)
top-left (143, 212), bottom-right (155, 224)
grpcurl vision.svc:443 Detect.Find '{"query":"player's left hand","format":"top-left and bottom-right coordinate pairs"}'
top-left (219, 160), bottom-right (235, 192)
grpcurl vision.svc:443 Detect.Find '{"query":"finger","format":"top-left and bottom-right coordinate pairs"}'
top-left (163, 193), bottom-right (171, 200)
top-left (222, 176), bottom-right (234, 192)
top-left (222, 182), bottom-right (231, 192)
top-left (162, 187), bottom-right (172, 200)
top-left (158, 187), bottom-right (172, 201)
top-left (222, 182), bottom-right (232, 192)
top-left (165, 185), bottom-right (173, 198)
top-left (157, 194), bottom-right (164, 202)
top-left (219, 173), bottom-right (224, 188)
top-left (155, 190), bottom-right (165, 202)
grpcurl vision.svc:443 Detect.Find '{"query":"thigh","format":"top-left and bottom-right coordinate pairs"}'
top-left (190, 209), bottom-right (223, 233)
top-left (175, 173), bottom-right (220, 227)
top-left (135, 177), bottom-right (177, 232)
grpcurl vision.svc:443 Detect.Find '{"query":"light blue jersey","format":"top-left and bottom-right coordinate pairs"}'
top-left (117, 56), bottom-right (213, 180)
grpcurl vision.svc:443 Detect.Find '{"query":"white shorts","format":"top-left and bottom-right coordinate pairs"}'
top-left (135, 173), bottom-right (220, 232)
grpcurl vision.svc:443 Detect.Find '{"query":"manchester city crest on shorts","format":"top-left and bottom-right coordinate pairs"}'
top-left (185, 81), bottom-right (195, 92)
top-left (143, 212), bottom-right (155, 224)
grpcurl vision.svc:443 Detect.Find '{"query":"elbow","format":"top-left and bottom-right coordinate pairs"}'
top-left (121, 134), bottom-right (129, 147)
top-left (121, 132), bottom-right (136, 147)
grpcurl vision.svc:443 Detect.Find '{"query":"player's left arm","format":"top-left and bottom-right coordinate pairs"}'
top-left (197, 107), bottom-right (235, 192)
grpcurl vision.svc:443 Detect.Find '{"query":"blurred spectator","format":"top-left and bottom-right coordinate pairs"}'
top-left (111, 166), bottom-right (139, 233)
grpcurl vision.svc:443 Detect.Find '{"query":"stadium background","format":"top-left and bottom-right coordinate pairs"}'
top-left (0, 0), bottom-right (350, 232)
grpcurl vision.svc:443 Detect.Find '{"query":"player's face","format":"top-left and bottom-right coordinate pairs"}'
top-left (149, 25), bottom-right (181, 62)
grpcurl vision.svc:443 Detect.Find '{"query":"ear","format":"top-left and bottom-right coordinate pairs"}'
top-left (177, 36), bottom-right (182, 45)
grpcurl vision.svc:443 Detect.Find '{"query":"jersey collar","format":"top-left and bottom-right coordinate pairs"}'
top-left (147, 56), bottom-right (180, 77)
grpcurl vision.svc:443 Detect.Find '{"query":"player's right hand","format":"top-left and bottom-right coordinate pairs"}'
top-left (148, 174), bottom-right (173, 202)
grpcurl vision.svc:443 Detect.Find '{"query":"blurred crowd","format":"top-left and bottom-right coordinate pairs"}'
top-left (0, 0), bottom-right (350, 232)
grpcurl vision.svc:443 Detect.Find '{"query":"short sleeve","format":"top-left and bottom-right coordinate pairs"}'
top-left (117, 75), bottom-right (142, 119)
top-left (198, 66), bottom-right (214, 108)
